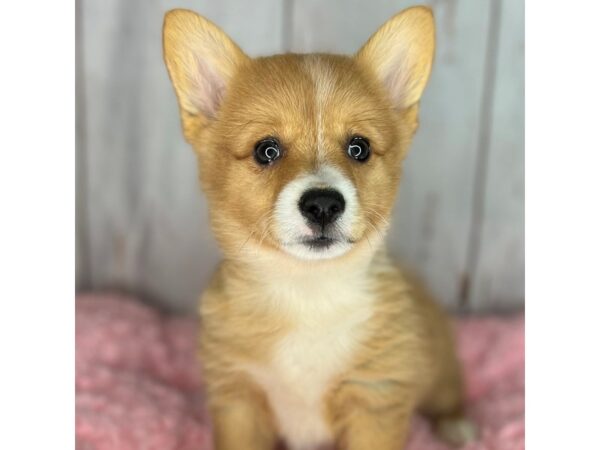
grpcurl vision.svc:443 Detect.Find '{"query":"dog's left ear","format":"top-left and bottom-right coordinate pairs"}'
top-left (163, 9), bottom-right (248, 139)
top-left (356, 6), bottom-right (435, 110)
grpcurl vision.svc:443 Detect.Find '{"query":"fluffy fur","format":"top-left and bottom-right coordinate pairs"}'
top-left (163, 6), bottom-right (475, 450)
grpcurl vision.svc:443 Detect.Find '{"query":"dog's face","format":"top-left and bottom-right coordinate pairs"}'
top-left (163, 7), bottom-right (434, 262)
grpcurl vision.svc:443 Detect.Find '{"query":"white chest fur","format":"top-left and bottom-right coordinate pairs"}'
top-left (244, 276), bottom-right (374, 450)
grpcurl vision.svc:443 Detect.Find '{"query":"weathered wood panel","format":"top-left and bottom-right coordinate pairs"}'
top-left (77, 0), bottom-right (525, 312)
top-left (76, 0), bottom-right (89, 290)
top-left (290, 0), bottom-right (495, 308)
top-left (468, 0), bottom-right (525, 311)
top-left (79, 0), bottom-right (285, 311)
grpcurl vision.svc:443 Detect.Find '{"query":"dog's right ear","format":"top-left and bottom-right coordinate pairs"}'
top-left (163, 10), bottom-right (248, 138)
top-left (356, 6), bottom-right (435, 111)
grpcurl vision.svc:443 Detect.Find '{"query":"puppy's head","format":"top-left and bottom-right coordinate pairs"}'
top-left (163, 7), bottom-right (434, 263)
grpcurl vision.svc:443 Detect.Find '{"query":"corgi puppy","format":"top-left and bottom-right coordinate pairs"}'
top-left (163, 6), bottom-right (475, 450)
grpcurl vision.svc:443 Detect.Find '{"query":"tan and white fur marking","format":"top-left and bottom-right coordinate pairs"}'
top-left (274, 165), bottom-right (360, 261)
top-left (163, 6), bottom-right (477, 450)
top-left (244, 266), bottom-right (374, 449)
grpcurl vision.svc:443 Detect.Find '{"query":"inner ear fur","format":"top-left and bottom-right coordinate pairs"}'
top-left (356, 6), bottom-right (435, 110)
top-left (163, 9), bottom-right (248, 141)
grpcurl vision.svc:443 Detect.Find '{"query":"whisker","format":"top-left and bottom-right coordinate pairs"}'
top-left (367, 219), bottom-right (386, 243)
top-left (363, 225), bottom-right (373, 250)
top-left (361, 205), bottom-right (390, 226)
top-left (256, 215), bottom-right (274, 248)
top-left (362, 211), bottom-right (387, 243)
top-left (361, 205), bottom-right (391, 229)
top-left (237, 210), bottom-right (272, 254)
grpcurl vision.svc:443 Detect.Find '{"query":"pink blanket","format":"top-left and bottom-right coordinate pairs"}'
top-left (76, 294), bottom-right (524, 450)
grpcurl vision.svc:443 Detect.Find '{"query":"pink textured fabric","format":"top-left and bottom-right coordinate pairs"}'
top-left (76, 293), bottom-right (524, 450)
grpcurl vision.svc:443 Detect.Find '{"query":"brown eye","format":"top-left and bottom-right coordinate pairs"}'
top-left (254, 139), bottom-right (281, 165)
top-left (347, 136), bottom-right (370, 162)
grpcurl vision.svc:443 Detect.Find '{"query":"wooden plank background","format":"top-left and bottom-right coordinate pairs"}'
top-left (76, 0), bottom-right (524, 313)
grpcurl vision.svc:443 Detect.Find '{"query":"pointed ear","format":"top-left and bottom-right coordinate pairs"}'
top-left (356, 6), bottom-right (435, 110)
top-left (163, 9), bottom-right (248, 130)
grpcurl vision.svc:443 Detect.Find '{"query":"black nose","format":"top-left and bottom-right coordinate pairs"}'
top-left (299, 188), bottom-right (346, 227)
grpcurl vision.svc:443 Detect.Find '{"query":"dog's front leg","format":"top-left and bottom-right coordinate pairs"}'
top-left (210, 394), bottom-right (277, 450)
top-left (338, 407), bottom-right (412, 450)
top-left (331, 383), bottom-right (416, 450)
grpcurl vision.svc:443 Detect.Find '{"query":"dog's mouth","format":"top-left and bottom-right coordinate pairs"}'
top-left (290, 234), bottom-right (356, 251)
top-left (276, 228), bottom-right (359, 260)
top-left (301, 235), bottom-right (337, 249)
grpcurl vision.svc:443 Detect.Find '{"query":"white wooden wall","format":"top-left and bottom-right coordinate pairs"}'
top-left (76, 0), bottom-right (524, 313)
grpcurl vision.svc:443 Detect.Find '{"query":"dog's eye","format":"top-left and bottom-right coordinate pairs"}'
top-left (347, 136), bottom-right (370, 162)
top-left (254, 139), bottom-right (281, 165)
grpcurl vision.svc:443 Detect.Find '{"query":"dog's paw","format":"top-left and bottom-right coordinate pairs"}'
top-left (434, 416), bottom-right (479, 447)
